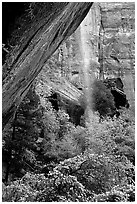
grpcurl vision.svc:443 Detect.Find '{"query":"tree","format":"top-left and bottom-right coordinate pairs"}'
top-left (2, 2), bottom-right (93, 128)
top-left (2, 84), bottom-right (44, 183)
top-left (91, 79), bottom-right (116, 117)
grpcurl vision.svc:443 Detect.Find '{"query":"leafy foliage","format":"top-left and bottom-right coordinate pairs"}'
top-left (2, 152), bottom-right (134, 202)
top-left (93, 184), bottom-right (135, 202)
top-left (2, 75), bottom-right (135, 202)
top-left (2, 98), bottom-right (135, 201)
top-left (2, 85), bottom-right (44, 181)
top-left (2, 172), bottom-right (91, 202)
top-left (91, 79), bottom-right (116, 117)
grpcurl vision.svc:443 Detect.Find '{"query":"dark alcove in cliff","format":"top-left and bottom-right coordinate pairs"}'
top-left (47, 77), bottom-right (130, 126)
top-left (103, 78), bottom-right (129, 109)
top-left (48, 93), bottom-right (59, 111)
top-left (47, 92), bottom-right (85, 126)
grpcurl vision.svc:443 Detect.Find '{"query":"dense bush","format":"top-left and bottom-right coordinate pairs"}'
top-left (91, 79), bottom-right (116, 117)
top-left (3, 87), bottom-right (135, 184)
top-left (2, 78), bottom-right (135, 202)
top-left (56, 153), bottom-right (132, 193)
top-left (93, 183), bottom-right (135, 202)
top-left (2, 152), bottom-right (134, 202)
top-left (2, 168), bottom-right (91, 202)
top-left (2, 85), bottom-right (44, 181)
top-left (36, 105), bottom-right (135, 167)
top-left (51, 108), bottom-right (135, 165)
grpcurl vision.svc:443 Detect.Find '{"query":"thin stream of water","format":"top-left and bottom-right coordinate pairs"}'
top-left (79, 21), bottom-right (95, 123)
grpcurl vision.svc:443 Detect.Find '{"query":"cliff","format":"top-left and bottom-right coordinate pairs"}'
top-left (99, 2), bottom-right (135, 108)
top-left (37, 2), bottom-right (135, 110)
top-left (2, 2), bottom-right (93, 127)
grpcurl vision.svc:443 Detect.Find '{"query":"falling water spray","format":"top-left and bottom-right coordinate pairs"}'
top-left (75, 4), bottom-right (100, 124)
top-left (79, 18), bottom-right (96, 123)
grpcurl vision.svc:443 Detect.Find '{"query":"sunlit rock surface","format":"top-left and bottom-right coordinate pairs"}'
top-left (99, 2), bottom-right (135, 109)
top-left (37, 2), bottom-right (135, 109)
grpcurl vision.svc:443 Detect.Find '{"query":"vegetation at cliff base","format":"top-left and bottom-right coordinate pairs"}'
top-left (2, 2), bottom-right (135, 202)
top-left (2, 85), bottom-right (135, 201)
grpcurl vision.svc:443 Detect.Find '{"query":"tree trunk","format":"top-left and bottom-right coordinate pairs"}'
top-left (4, 112), bottom-right (17, 183)
top-left (2, 2), bottom-right (93, 128)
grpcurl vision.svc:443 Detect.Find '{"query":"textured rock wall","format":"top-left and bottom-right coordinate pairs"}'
top-left (55, 3), bottom-right (101, 88)
top-left (57, 2), bottom-right (135, 108)
top-left (99, 2), bottom-right (135, 108)
top-left (37, 2), bottom-right (135, 109)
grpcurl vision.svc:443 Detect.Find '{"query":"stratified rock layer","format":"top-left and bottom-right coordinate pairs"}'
top-left (36, 2), bottom-right (134, 111)
top-left (99, 2), bottom-right (135, 108)
top-left (50, 2), bottom-right (134, 107)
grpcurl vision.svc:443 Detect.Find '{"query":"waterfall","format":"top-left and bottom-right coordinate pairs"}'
top-left (80, 24), bottom-right (93, 119)
top-left (78, 5), bottom-right (100, 123)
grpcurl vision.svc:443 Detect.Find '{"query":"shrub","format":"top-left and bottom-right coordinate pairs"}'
top-left (41, 108), bottom-right (79, 161)
top-left (84, 109), bottom-right (135, 164)
top-left (41, 107), bottom-right (135, 165)
top-left (93, 183), bottom-right (135, 202)
top-left (3, 152), bottom-right (134, 202)
top-left (2, 85), bottom-right (44, 181)
top-left (2, 171), bottom-right (91, 202)
top-left (55, 152), bottom-right (132, 193)
top-left (91, 80), bottom-right (116, 117)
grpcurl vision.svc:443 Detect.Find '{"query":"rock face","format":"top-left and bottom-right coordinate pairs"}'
top-left (103, 77), bottom-right (129, 109)
top-left (99, 2), bottom-right (135, 109)
top-left (2, 2), bottom-right (135, 127)
top-left (46, 2), bottom-right (134, 110)
top-left (2, 2), bottom-right (93, 127)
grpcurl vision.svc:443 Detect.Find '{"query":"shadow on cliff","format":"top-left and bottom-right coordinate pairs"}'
top-left (48, 77), bottom-right (129, 126)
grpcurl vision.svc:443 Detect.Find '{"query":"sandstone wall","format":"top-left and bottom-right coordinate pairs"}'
top-left (59, 2), bottom-right (135, 107)
top-left (37, 2), bottom-right (135, 109)
top-left (99, 2), bottom-right (135, 108)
